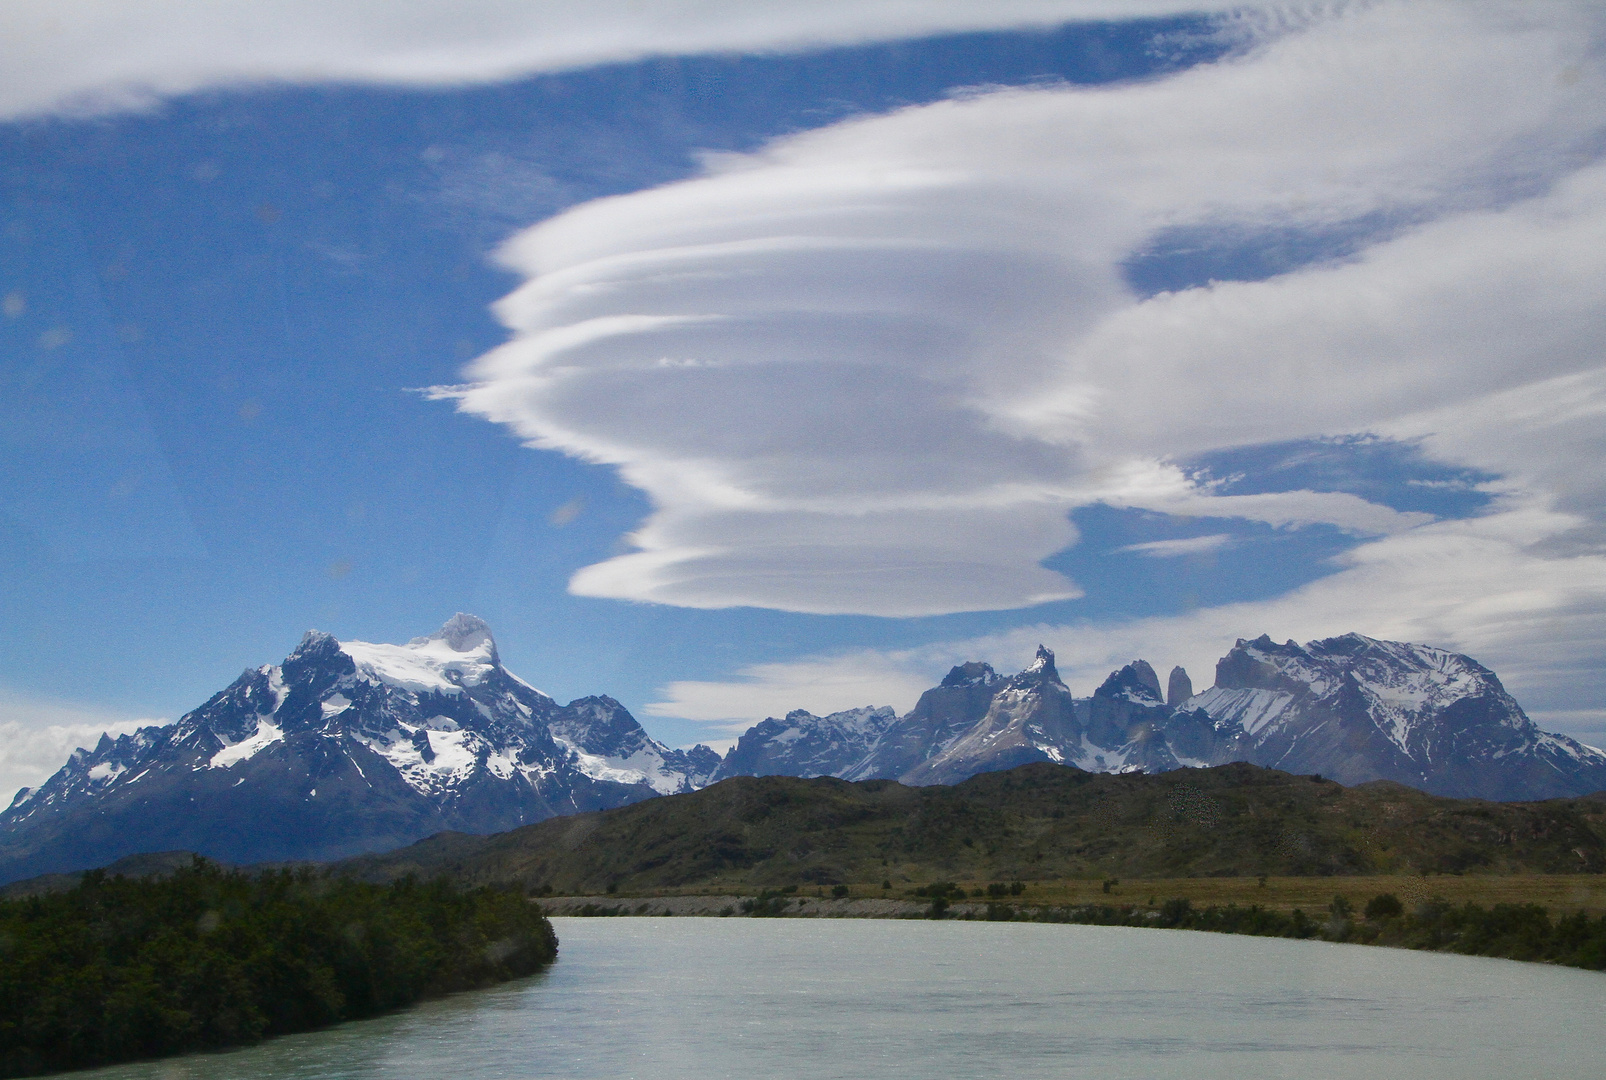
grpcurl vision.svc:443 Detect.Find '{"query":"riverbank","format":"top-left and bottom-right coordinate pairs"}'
top-left (540, 883), bottom-right (1606, 971)
top-left (541, 873), bottom-right (1606, 917)
top-left (542, 894), bottom-right (941, 917)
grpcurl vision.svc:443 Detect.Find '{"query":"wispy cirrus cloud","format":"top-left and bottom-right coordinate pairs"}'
top-left (1115, 534), bottom-right (1234, 558)
top-left (0, 0), bottom-right (1245, 121)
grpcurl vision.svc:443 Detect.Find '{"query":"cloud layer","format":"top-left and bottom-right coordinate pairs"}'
top-left (0, 692), bottom-right (159, 803)
top-left (446, 1), bottom-right (1606, 620)
top-left (0, 0), bottom-right (1238, 120)
top-left (649, 496), bottom-right (1606, 740)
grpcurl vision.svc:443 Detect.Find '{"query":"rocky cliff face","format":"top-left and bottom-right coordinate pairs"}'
top-left (1167, 633), bottom-right (1606, 799)
top-left (0, 615), bottom-right (716, 883)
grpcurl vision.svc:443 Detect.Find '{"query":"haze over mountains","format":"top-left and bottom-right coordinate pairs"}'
top-left (3, 615), bottom-right (1603, 883)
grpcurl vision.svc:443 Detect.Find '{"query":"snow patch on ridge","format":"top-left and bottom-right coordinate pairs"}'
top-left (559, 742), bottom-right (682, 793)
top-left (210, 717), bottom-right (283, 768)
top-left (1188, 687), bottom-right (1293, 737)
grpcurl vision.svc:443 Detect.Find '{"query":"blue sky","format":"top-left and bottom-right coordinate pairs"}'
top-left (3, 1), bottom-right (1606, 796)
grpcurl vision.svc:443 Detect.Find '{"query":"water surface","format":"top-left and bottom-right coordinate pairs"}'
top-left (81, 918), bottom-right (1604, 1079)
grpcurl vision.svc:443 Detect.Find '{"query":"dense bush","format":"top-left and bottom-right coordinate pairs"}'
top-left (0, 860), bottom-right (556, 1077)
top-left (987, 892), bottom-right (1606, 970)
top-left (1364, 893), bottom-right (1404, 921)
top-left (739, 891), bottom-right (794, 917)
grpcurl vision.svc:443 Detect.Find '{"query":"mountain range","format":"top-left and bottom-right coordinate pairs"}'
top-left (732, 634), bottom-right (1606, 801)
top-left (3, 614), bottom-right (1603, 883)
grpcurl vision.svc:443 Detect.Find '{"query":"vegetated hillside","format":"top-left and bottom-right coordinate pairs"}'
top-left (338, 762), bottom-right (1606, 893)
top-left (0, 859), bottom-right (556, 1078)
top-left (0, 850), bottom-right (216, 900)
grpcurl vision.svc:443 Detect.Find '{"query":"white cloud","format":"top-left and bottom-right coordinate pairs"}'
top-left (646, 495), bottom-right (1606, 734)
top-left (1528, 711), bottom-right (1606, 749)
top-left (1115, 533), bottom-right (1233, 557)
top-left (443, 1), bottom-right (1606, 616)
top-left (0, 690), bottom-right (163, 804)
top-left (645, 651), bottom-right (932, 735)
top-left (0, 0), bottom-right (1245, 121)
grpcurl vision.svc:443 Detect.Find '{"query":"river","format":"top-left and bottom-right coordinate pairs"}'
top-left (78, 917), bottom-right (1604, 1079)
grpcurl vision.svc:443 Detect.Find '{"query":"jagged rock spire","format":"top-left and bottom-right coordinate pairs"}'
top-left (1167, 666), bottom-right (1193, 706)
top-left (1019, 644), bottom-right (1061, 684)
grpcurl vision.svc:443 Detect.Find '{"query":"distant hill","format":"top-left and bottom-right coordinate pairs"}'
top-left (336, 762), bottom-right (1606, 893)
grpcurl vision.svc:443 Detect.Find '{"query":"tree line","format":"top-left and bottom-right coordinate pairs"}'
top-left (972, 893), bottom-right (1606, 969)
top-left (0, 859), bottom-right (557, 1077)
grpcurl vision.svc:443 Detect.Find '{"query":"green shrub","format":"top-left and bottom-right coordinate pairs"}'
top-left (1364, 893), bottom-right (1404, 921)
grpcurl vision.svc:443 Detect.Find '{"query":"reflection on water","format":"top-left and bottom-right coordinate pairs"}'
top-left (78, 918), bottom-right (1604, 1080)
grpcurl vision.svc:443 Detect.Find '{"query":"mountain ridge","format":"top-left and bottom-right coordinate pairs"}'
top-left (728, 634), bottom-right (1606, 801)
top-left (5, 616), bottom-right (1604, 884)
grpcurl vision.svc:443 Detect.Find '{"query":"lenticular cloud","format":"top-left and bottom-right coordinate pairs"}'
top-left (442, 1), bottom-right (1606, 617)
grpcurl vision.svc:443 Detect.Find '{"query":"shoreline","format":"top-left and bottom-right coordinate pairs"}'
top-left (537, 890), bottom-right (1606, 972)
top-left (542, 894), bottom-right (954, 918)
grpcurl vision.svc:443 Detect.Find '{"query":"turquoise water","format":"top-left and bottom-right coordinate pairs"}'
top-left (80, 918), bottom-right (1604, 1079)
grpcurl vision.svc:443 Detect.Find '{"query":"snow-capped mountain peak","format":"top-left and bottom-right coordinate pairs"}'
top-left (1183, 632), bottom-right (1606, 797)
top-left (1015, 645), bottom-right (1063, 686)
top-left (547, 694), bottom-right (718, 795)
top-left (8, 622), bottom-right (1605, 888)
top-left (712, 704), bottom-right (898, 782)
top-left (1096, 660), bottom-right (1165, 705)
top-left (418, 612), bottom-right (497, 655)
top-left (940, 661), bottom-right (1001, 688)
top-left (701, 631), bottom-right (1606, 801)
top-left (342, 614), bottom-right (505, 696)
top-left (0, 616), bottom-right (713, 882)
